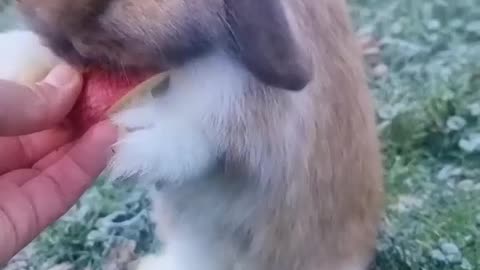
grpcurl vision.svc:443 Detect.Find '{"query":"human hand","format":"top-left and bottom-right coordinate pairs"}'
top-left (0, 65), bottom-right (117, 264)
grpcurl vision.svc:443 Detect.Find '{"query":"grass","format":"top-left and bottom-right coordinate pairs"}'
top-left (31, 180), bottom-right (157, 269)
top-left (3, 0), bottom-right (480, 269)
top-left (351, 0), bottom-right (480, 269)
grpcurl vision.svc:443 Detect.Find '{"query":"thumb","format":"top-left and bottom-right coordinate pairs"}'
top-left (0, 64), bottom-right (83, 136)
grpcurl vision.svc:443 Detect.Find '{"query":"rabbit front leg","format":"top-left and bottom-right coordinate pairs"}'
top-left (106, 51), bottom-right (243, 186)
top-left (107, 99), bottom-right (217, 185)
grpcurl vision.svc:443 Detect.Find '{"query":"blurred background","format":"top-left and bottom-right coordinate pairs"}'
top-left (1, 0), bottom-right (480, 269)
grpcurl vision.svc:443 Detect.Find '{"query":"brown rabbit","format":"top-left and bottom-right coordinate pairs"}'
top-left (4, 0), bottom-right (384, 269)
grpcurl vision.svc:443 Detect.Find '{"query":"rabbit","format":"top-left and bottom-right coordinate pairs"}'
top-left (0, 0), bottom-right (384, 269)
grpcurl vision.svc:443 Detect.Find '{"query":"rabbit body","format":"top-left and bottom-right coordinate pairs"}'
top-left (0, 1), bottom-right (384, 269)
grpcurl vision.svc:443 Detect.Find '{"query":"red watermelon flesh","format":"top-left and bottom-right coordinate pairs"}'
top-left (68, 68), bottom-right (156, 134)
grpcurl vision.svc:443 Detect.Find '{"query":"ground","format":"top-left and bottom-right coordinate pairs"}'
top-left (2, 0), bottom-right (480, 269)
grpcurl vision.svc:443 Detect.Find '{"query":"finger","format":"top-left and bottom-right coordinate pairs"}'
top-left (0, 127), bottom-right (72, 175)
top-left (0, 179), bottom-right (38, 263)
top-left (0, 169), bottom-right (39, 186)
top-left (0, 141), bottom-right (74, 185)
top-left (22, 121), bottom-right (116, 229)
top-left (0, 122), bottom-right (116, 264)
top-left (0, 64), bottom-right (82, 136)
top-left (32, 143), bottom-right (73, 171)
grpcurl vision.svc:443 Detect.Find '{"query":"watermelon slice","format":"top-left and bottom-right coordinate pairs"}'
top-left (68, 68), bottom-right (168, 134)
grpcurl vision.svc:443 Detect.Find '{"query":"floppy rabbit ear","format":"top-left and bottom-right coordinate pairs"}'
top-left (225, 0), bottom-right (312, 91)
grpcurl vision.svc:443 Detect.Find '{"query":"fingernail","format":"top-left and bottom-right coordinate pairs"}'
top-left (42, 64), bottom-right (80, 88)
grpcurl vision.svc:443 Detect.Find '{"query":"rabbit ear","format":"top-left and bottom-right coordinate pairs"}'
top-left (225, 0), bottom-right (312, 91)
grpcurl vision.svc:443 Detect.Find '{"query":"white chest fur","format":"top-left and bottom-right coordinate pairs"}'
top-left (0, 30), bottom-right (60, 87)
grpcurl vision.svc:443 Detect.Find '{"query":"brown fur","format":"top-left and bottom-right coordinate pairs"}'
top-left (16, 0), bottom-right (384, 269)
